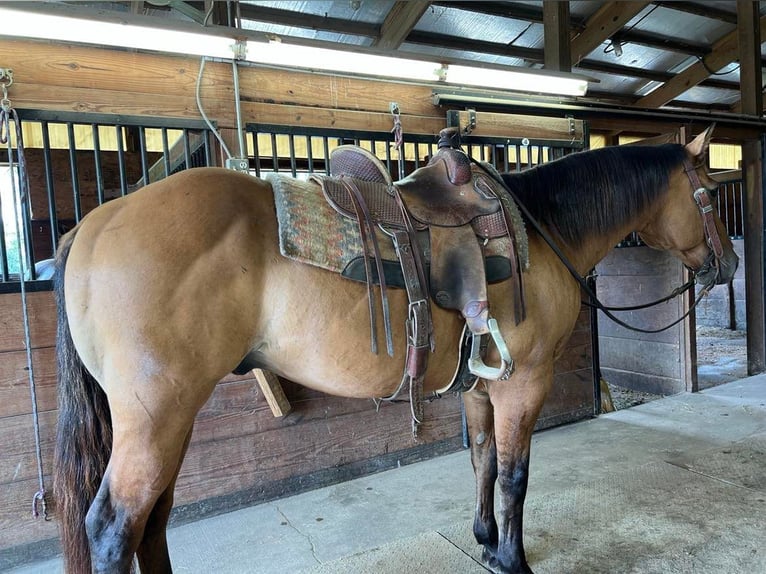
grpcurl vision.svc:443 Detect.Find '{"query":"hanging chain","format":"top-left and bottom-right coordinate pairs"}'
top-left (0, 71), bottom-right (49, 520)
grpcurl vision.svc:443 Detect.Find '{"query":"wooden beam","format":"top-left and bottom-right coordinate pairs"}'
top-left (253, 369), bottom-right (292, 417)
top-left (638, 14), bottom-right (766, 108)
top-left (570, 2), bottom-right (651, 66)
top-left (737, 0), bottom-right (765, 374)
top-left (543, 0), bottom-right (571, 72)
top-left (374, 1), bottom-right (430, 50)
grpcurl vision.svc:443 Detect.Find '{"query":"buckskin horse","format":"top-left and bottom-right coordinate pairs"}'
top-left (53, 125), bottom-right (736, 573)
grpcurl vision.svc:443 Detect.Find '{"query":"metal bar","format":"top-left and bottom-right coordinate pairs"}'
top-left (182, 128), bottom-right (192, 170)
top-left (138, 126), bottom-right (149, 185)
top-left (41, 122), bottom-right (59, 254)
top-left (0, 160), bottom-right (8, 279)
top-left (252, 132), bottom-right (262, 177)
top-left (116, 125), bottom-right (128, 197)
top-left (204, 131), bottom-right (213, 167)
top-left (92, 125), bottom-right (105, 205)
top-left (270, 133), bottom-right (279, 172)
top-left (17, 109), bottom-right (210, 130)
top-left (288, 134), bottom-right (297, 177)
top-left (67, 123), bottom-right (82, 222)
top-left (306, 135), bottom-right (314, 174)
top-left (738, 180), bottom-right (745, 239)
top-left (161, 128), bottom-right (171, 178)
top-left (323, 137), bottom-right (330, 175)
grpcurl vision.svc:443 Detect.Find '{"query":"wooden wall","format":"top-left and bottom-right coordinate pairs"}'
top-left (0, 38), bottom-right (594, 568)
top-left (596, 247), bottom-right (689, 395)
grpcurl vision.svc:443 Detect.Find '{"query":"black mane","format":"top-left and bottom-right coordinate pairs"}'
top-left (501, 144), bottom-right (688, 246)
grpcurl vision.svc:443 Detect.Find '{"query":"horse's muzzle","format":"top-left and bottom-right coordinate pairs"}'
top-left (695, 247), bottom-right (739, 288)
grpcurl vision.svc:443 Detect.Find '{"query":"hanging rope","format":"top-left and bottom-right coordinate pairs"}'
top-left (0, 71), bottom-right (49, 520)
top-left (390, 102), bottom-right (404, 180)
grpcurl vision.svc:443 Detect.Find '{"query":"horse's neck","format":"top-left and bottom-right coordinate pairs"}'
top-left (554, 217), bottom-right (649, 276)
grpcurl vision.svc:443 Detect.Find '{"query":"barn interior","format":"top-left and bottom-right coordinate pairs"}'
top-left (1, 2), bottom-right (765, 573)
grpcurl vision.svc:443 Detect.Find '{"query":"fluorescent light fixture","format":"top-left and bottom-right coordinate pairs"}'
top-left (0, 6), bottom-right (589, 97)
top-left (445, 64), bottom-right (589, 97)
top-left (244, 41), bottom-right (442, 82)
top-left (0, 7), bottom-right (236, 59)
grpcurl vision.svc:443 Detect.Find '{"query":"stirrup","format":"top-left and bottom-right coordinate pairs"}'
top-left (467, 318), bottom-right (513, 381)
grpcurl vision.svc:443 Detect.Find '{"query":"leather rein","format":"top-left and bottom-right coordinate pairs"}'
top-left (474, 157), bottom-right (725, 334)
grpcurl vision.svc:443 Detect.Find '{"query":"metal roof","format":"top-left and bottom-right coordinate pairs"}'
top-left (12, 1), bottom-right (766, 114)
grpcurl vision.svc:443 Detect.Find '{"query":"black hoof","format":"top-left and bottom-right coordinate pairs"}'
top-left (481, 546), bottom-right (533, 574)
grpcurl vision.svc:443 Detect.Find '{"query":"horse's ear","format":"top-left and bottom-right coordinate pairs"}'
top-left (685, 124), bottom-right (715, 159)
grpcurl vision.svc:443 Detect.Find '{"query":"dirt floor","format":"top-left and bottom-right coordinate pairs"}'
top-left (605, 326), bottom-right (748, 411)
top-left (695, 326), bottom-right (748, 390)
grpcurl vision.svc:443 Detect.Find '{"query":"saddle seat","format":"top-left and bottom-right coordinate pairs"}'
top-left (311, 129), bottom-right (526, 433)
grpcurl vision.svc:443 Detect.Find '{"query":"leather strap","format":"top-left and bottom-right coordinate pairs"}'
top-left (684, 159), bottom-right (724, 259)
top-left (390, 229), bottom-right (431, 435)
top-left (341, 177), bottom-right (394, 356)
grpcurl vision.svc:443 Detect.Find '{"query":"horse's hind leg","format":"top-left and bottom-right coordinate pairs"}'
top-left (86, 393), bottom-right (198, 573)
top-left (463, 389), bottom-right (498, 550)
top-left (136, 428), bottom-right (193, 573)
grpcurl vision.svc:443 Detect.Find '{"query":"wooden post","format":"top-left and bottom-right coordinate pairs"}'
top-left (253, 369), bottom-right (292, 417)
top-left (543, 0), bottom-right (571, 72)
top-left (737, 0), bottom-right (765, 374)
top-left (679, 127), bottom-right (699, 392)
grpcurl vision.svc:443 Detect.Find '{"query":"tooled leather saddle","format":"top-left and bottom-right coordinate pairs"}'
top-left (311, 127), bottom-right (526, 433)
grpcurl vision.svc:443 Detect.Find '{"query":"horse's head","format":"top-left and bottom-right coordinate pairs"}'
top-left (638, 126), bottom-right (738, 288)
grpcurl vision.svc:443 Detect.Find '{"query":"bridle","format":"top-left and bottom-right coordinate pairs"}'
top-left (684, 158), bottom-right (725, 286)
top-left (472, 154), bottom-right (728, 334)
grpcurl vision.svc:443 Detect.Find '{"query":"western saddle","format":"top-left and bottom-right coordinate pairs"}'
top-left (311, 127), bottom-right (526, 433)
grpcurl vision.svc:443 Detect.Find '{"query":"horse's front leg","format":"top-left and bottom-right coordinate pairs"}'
top-left (482, 364), bottom-right (552, 574)
top-left (463, 389), bottom-right (498, 550)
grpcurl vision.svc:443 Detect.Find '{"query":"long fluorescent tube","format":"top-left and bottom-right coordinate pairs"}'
top-left (0, 6), bottom-right (590, 97)
top-left (244, 41), bottom-right (442, 83)
top-left (0, 7), bottom-right (236, 59)
top-left (445, 64), bottom-right (589, 97)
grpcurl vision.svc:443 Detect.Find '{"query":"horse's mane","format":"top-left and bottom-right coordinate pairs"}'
top-left (501, 144), bottom-right (688, 246)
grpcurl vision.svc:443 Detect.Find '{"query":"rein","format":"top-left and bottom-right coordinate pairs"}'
top-left (473, 157), bottom-right (719, 334)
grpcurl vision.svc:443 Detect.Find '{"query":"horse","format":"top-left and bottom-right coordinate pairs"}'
top-left (52, 125), bottom-right (737, 574)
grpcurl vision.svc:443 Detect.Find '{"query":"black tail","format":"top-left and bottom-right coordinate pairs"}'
top-left (53, 227), bottom-right (113, 574)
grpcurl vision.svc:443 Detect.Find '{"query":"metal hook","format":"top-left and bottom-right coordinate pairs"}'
top-left (0, 68), bottom-right (12, 112)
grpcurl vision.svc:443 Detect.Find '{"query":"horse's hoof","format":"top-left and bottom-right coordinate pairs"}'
top-left (481, 547), bottom-right (534, 574)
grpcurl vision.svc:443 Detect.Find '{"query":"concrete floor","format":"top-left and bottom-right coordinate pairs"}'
top-left (11, 375), bottom-right (766, 574)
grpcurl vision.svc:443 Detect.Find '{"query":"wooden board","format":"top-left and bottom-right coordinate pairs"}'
top-left (0, 292), bottom-right (57, 352)
top-left (449, 110), bottom-right (586, 142)
top-left (596, 247), bottom-right (687, 395)
top-left (0, 347), bottom-right (58, 418)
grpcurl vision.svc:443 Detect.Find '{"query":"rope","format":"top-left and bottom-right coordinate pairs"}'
top-left (0, 85), bottom-right (49, 520)
top-left (390, 103), bottom-right (404, 180)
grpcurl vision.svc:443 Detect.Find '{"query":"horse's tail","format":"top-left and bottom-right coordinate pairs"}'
top-left (53, 226), bottom-right (112, 574)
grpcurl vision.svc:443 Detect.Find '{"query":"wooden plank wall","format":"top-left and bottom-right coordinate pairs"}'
top-left (0, 38), bottom-right (594, 567)
top-left (596, 247), bottom-right (687, 395)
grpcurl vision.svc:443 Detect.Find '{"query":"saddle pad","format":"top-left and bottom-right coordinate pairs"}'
top-left (267, 173), bottom-right (397, 273)
top-left (268, 173), bottom-right (516, 281)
